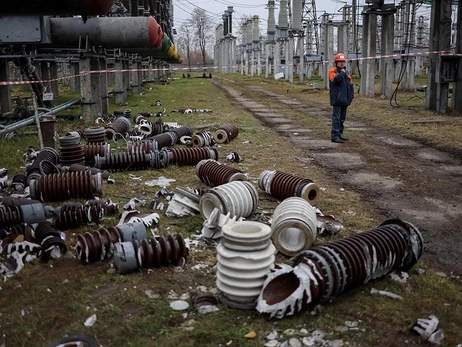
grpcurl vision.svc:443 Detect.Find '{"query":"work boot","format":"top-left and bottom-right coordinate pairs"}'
top-left (331, 138), bottom-right (345, 143)
top-left (339, 135), bottom-right (348, 141)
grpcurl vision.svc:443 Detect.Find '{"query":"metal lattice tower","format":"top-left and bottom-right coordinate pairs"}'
top-left (302, 0), bottom-right (319, 54)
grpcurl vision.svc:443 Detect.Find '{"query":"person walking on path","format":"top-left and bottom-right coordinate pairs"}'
top-left (329, 53), bottom-right (354, 143)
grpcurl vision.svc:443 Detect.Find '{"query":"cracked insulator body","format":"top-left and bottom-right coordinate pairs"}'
top-left (258, 170), bottom-right (320, 204)
top-left (94, 151), bottom-right (155, 171)
top-left (271, 197), bottom-right (318, 256)
top-left (0, 205), bottom-right (22, 227)
top-left (169, 126), bottom-right (193, 144)
top-left (30, 172), bottom-right (102, 202)
top-left (256, 219), bottom-right (424, 319)
top-left (69, 163), bottom-right (110, 180)
top-left (84, 143), bottom-right (110, 165)
top-left (54, 199), bottom-right (117, 230)
top-left (196, 159), bottom-right (247, 187)
top-left (127, 140), bottom-right (158, 154)
top-left (59, 134), bottom-right (85, 166)
top-left (34, 221), bottom-right (67, 261)
top-left (105, 116), bottom-right (131, 140)
top-left (138, 120), bottom-right (164, 137)
top-left (199, 181), bottom-right (259, 220)
top-left (26, 147), bottom-right (60, 184)
top-left (83, 126), bottom-right (106, 144)
top-left (214, 124), bottom-right (239, 144)
top-left (169, 147), bottom-right (218, 166)
top-left (192, 131), bottom-right (215, 147)
top-left (0, 224), bottom-right (31, 241)
top-left (217, 221), bottom-right (275, 309)
top-left (76, 226), bottom-right (121, 264)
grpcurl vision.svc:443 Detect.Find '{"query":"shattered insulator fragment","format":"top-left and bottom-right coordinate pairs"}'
top-left (11, 173), bottom-right (27, 191)
top-left (256, 219), bottom-right (424, 319)
top-left (258, 170), bottom-right (320, 204)
top-left (192, 131), bottom-right (215, 147)
top-left (83, 126), bottom-right (106, 144)
top-left (30, 172), bottom-right (102, 202)
top-left (53, 199), bottom-right (116, 230)
top-left (199, 181), bottom-right (259, 220)
top-left (0, 223), bottom-right (30, 241)
top-left (213, 124), bottom-right (238, 144)
top-left (34, 221), bottom-right (67, 261)
top-left (105, 116), bottom-right (131, 140)
top-left (169, 147), bottom-right (218, 166)
top-left (59, 134), bottom-right (85, 166)
top-left (26, 147), bottom-right (60, 184)
top-left (196, 159), bottom-right (247, 187)
top-left (217, 221), bottom-right (275, 309)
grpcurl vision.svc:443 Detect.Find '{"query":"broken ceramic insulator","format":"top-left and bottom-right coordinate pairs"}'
top-left (105, 116), bottom-right (131, 140)
top-left (169, 147), bottom-right (218, 166)
top-left (34, 221), bottom-right (67, 261)
top-left (127, 139), bottom-right (158, 153)
top-left (214, 124), bottom-right (238, 144)
top-left (192, 131), bottom-right (215, 147)
top-left (75, 226), bottom-right (121, 264)
top-left (199, 181), bottom-right (259, 220)
top-left (271, 197), bottom-right (318, 256)
top-left (30, 172), bottom-right (102, 202)
top-left (0, 206), bottom-right (23, 227)
top-left (26, 147), bottom-right (60, 184)
top-left (256, 219), bottom-right (424, 319)
top-left (217, 221), bottom-right (276, 309)
top-left (12, 173), bottom-right (27, 191)
top-left (59, 134), bottom-right (85, 166)
top-left (83, 143), bottom-right (110, 164)
top-left (148, 132), bottom-right (177, 148)
top-left (83, 126), bottom-right (106, 144)
top-left (169, 126), bottom-right (193, 144)
top-left (201, 207), bottom-right (244, 239)
top-left (137, 120), bottom-right (164, 137)
top-left (196, 159), bottom-right (247, 187)
top-left (0, 223), bottom-right (29, 241)
top-left (258, 170), bottom-right (320, 204)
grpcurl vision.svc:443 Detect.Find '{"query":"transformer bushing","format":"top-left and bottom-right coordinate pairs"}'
top-left (199, 181), bottom-right (259, 220)
top-left (105, 116), bottom-right (131, 140)
top-left (214, 124), bottom-right (239, 144)
top-left (271, 197), bottom-right (318, 256)
top-left (216, 221), bottom-right (276, 309)
top-left (34, 221), bottom-right (67, 261)
top-left (26, 147), bottom-right (60, 184)
top-left (256, 219), bottom-right (424, 319)
top-left (192, 131), bottom-right (215, 147)
top-left (59, 134), bottom-right (85, 166)
top-left (258, 170), bottom-right (320, 204)
top-left (30, 172), bottom-right (102, 202)
top-left (196, 159), bottom-right (247, 187)
top-left (169, 147), bottom-right (218, 166)
top-left (83, 126), bottom-right (106, 144)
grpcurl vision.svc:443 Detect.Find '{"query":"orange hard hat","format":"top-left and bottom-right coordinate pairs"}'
top-left (334, 53), bottom-right (346, 62)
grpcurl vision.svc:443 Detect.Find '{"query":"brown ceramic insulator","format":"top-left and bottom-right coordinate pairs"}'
top-left (34, 221), bottom-right (67, 261)
top-left (26, 147), bottom-right (60, 183)
top-left (69, 163), bottom-right (110, 180)
top-left (36, 172), bottom-right (102, 202)
top-left (0, 206), bottom-right (22, 227)
top-left (75, 225), bottom-right (123, 265)
top-left (83, 143), bottom-right (109, 164)
top-left (54, 202), bottom-right (86, 230)
top-left (147, 133), bottom-right (176, 149)
top-left (270, 170), bottom-right (320, 204)
top-left (94, 151), bottom-right (152, 171)
top-left (192, 131), bottom-right (215, 148)
top-left (59, 134), bottom-right (85, 166)
top-left (83, 126), bottom-right (106, 144)
top-left (34, 221), bottom-right (61, 243)
top-left (196, 159), bottom-right (247, 187)
top-left (0, 223), bottom-right (27, 240)
top-left (105, 116), bottom-right (131, 140)
top-left (193, 293), bottom-right (219, 309)
top-left (169, 147), bottom-right (218, 166)
top-left (169, 126), bottom-right (193, 144)
top-left (138, 233), bottom-right (189, 268)
top-left (127, 140), bottom-right (158, 154)
top-left (258, 219), bottom-right (424, 319)
top-left (214, 124), bottom-right (239, 144)
top-left (138, 121), bottom-right (164, 137)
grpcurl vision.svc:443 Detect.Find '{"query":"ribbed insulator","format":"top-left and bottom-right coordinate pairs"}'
top-left (69, 163), bottom-right (110, 180)
top-left (12, 173), bottom-right (27, 191)
top-left (196, 159), bottom-right (247, 187)
top-left (105, 116), bottom-right (131, 140)
top-left (83, 143), bottom-right (110, 164)
top-left (214, 124), bottom-right (239, 144)
top-left (137, 120), bottom-right (164, 137)
top-left (169, 147), bottom-right (218, 166)
top-left (258, 170), bottom-right (320, 204)
top-left (26, 147), bottom-right (60, 184)
top-left (169, 126), bottom-right (193, 144)
top-left (217, 221), bottom-right (275, 309)
top-left (192, 131), bottom-right (215, 147)
top-left (0, 223), bottom-right (28, 240)
top-left (256, 219), bottom-right (424, 319)
top-left (271, 197), bottom-right (318, 256)
top-left (59, 134), bottom-right (85, 166)
top-left (94, 151), bottom-right (154, 171)
top-left (32, 172), bottom-right (102, 202)
top-left (83, 126), bottom-right (106, 144)
top-left (0, 205), bottom-right (22, 227)
top-left (135, 114), bottom-right (147, 124)
top-left (34, 221), bottom-right (67, 261)
top-left (199, 181), bottom-right (258, 220)
top-left (66, 130), bottom-right (84, 140)
top-left (127, 140), bottom-right (158, 154)
top-left (147, 132), bottom-right (176, 148)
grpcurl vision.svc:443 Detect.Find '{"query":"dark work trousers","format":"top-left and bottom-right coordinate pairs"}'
top-left (331, 105), bottom-right (348, 140)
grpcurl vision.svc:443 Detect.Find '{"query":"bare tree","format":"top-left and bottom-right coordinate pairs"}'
top-left (191, 8), bottom-right (213, 67)
top-left (177, 23), bottom-right (193, 71)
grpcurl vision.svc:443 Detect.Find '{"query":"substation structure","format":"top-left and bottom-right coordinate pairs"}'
top-left (0, 0), bottom-right (181, 123)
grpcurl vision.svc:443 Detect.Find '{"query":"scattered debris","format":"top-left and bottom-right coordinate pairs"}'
top-left (144, 290), bottom-right (160, 299)
top-left (118, 210), bottom-right (160, 227)
top-left (128, 173), bottom-right (142, 181)
top-left (201, 208), bottom-right (243, 239)
top-left (123, 198), bottom-right (146, 210)
top-left (145, 176), bottom-right (176, 188)
top-left (244, 331), bottom-right (257, 339)
top-left (315, 207), bottom-right (343, 236)
top-left (83, 314), bottom-right (97, 327)
top-left (370, 288), bottom-right (403, 300)
top-left (389, 270), bottom-right (409, 283)
top-left (412, 315), bottom-right (444, 344)
top-left (225, 152), bottom-right (242, 163)
top-left (170, 300), bottom-right (189, 311)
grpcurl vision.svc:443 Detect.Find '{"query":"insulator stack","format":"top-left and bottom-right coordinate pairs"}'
top-left (30, 172), bottom-right (102, 202)
top-left (105, 116), bottom-right (131, 140)
top-left (214, 124), bottom-right (239, 144)
top-left (94, 151), bottom-right (156, 171)
top-left (147, 132), bottom-right (176, 148)
top-left (169, 147), bottom-right (218, 166)
top-left (258, 170), bottom-right (320, 204)
top-left (169, 126), bottom-right (193, 144)
top-left (256, 219), bottom-right (424, 319)
top-left (196, 159), bottom-right (247, 187)
top-left (26, 147), bottom-right (60, 184)
top-left (69, 163), bottom-right (110, 180)
top-left (0, 206), bottom-right (22, 227)
top-left (12, 173), bottom-right (27, 191)
top-left (192, 131), bottom-right (215, 147)
top-left (59, 134), bottom-right (85, 166)
top-left (83, 126), bottom-right (106, 144)
top-left (34, 221), bottom-right (67, 261)
top-left (127, 140), bottom-right (158, 154)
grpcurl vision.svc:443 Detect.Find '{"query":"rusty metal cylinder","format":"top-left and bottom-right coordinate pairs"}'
top-left (258, 170), bottom-right (320, 204)
top-left (192, 131), bottom-right (215, 147)
top-left (39, 115), bottom-right (57, 149)
top-left (105, 116), bottom-right (131, 140)
top-left (26, 147), bottom-right (60, 184)
top-left (83, 126), bottom-right (106, 144)
top-left (196, 159), bottom-right (247, 187)
top-left (59, 134), bottom-right (85, 166)
top-left (214, 124), bottom-right (239, 144)
top-left (169, 147), bottom-right (218, 166)
top-left (256, 219), bottom-right (424, 319)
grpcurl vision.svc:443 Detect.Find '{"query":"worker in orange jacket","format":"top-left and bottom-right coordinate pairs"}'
top-left (329, 53), bottom-right (354, 143)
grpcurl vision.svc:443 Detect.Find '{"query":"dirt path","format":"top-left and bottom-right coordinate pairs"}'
top-left (214, 79), bottom-right (462, 278)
